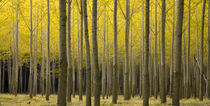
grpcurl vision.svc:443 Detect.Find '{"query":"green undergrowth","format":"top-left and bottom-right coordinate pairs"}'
top-left (0, 94), bottom-right (209, 106)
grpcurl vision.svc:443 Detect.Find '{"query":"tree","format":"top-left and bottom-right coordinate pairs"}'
top-left (40, 0), bottom-right (45, 96)
top-left (46, 0), bottom-right (50, 100)
top-left (207, 0), bottom-right (210, 99)
top-left (92, 0), bottom-right (100, 105)
top-left (154, 0), bottom-right (158, 99)
top-left (33, 7), bottom-right (38, 96)
top-left (186, 0), bottom-right (191, 98)
top-left (57, 0), bottom-right (67, 105)
top-left (102, 5), bottom-right (107, 99)
top-left (112, 0), bottom-right (118, 103)
top-left (200, 0), bottom-right (206, 101)
top-left (160, 0), bottom-right (166, 103)
top-left (79, 0), bottom-right (84, 101)
top-left (83, 0), bottom-right (91, 104)
top-left (124, 0), bottom-right (130, 100)
top-left (169, 0), bottom-right (175, 97)
top-left (67, 0), bottom-right (72, 102)
top-left (172, 0), bottom-right (184, 105)
top-left (29, 0), bottom-right (33, 99)
top-left (143, 0), bottom-right (150, 105)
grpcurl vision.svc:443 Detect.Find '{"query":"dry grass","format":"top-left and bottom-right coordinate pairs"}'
top-left (0, 94), bottom-right (209, 106)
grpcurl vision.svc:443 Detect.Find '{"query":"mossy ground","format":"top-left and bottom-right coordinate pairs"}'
top-left (0, 94), bottom-right (209, 106)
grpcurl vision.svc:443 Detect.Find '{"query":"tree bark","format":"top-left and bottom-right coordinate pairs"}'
top-left (67, 0), bottom-right (72, 102)
top-left (169, 0), bottom-right (175, 97)
top-left (102, 6), bottom-right (107, 99)
top-left (40, 0), bottom-right (45, 96)
top-left (186, 0), bottom-right (191, 98)
top-left (57, 0), bottom-right (67, 105)
top-left (172, 0), bottom-right (184, 105)
top-left (124, 0), bottom-right (130, 100)
top-left (83, 0), bottom-right (91, 104)
top-left (112, 0), bottom-right (118, 103)
top-left (160, 0), bottom-right (166, 103)
top-left (154, 0), bottom-right (158, 99)
top-left (143, 0), bottom-right (150, 105)
top-left (79, 0), bottom-right (84, 101)
top-left (33, 8), bottom-right (38, 96)
top-left (207, 0), bottom-right (210, 99)
top-left (29, 0), bottom-right (33, 99)
top-left (200, 0), bottom-right (206, 101)
top-left (92, 0), bottom-right (100, 105)
top-left (46, 0), bottom-right (50, 100)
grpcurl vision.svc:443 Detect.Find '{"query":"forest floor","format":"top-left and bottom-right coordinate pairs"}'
top-left (0, 94), bottom-right (210, 106)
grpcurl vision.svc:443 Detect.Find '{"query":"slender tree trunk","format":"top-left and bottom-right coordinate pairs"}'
top-left (79, 0), bottom-right (84, 101)
top-left (160, 0), bottom-right (166, 103)
top-left (172, 0), bottom-right (184, 105)
top-left (77, 7), bottom-right (80, 97)
top-left (33, 8), bottom-right (38, 96)
top-left (140, 2), bottom-right (144, 97)
top-left (67, 0), bottom-right (72, 102)
top-left (154, 0), bottom-right (158, 99)
top-left (57, 0), bottom-right (67, 105)
top-left (200, 0), bottom-right (206, 101)
top-left (92, 0), bottom-right (100, 105)
top-left (40, 0), bottom-right (45, 96)
top-left (2, 62), bottom-right (5, 93)
top-left (143, 0), bottom-right (150, 105)
top-left (124, 0), bottom-right (130, 100)
top-left (8, 53), bottom-right (12, 93)
top-left (102, 6), bottom-right (107, 99)
top-left (72, 9), bottom-right (75, 98)
top-left (207, 0), bottom-right (210, 99)
top-left (186, 0), bottom-right (191, 98)
top-left (112, 0), bottom-right (118, 103)
top-left (83, 0), bottom-right (91, 104)
top-left (46, 0), bottom-right (50, 100)
top-left (170, 0), bottom-right (175, 97)
top-left (29, 0), bottom-right (33, 99)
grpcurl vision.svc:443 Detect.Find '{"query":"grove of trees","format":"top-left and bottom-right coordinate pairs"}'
top-left (0, 0), bottom-right (210, 106)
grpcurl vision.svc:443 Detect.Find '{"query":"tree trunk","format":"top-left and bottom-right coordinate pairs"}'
top-left (207, 0), bottom-right (210, 99)
top-left (154, 0), bottom-right (158, 99)
top-left (140, 1), bottom-right (144, 97)
top-left (200, 0), bottom-right (206, 101)
top-left (2, 62), bottom-right (5, 93)
top-left (72, 9), bottom-right (75, 98)
top-left (33, 8), bottom-right (38, 96)
top-left (124, 0), bottom-right (130, 100)
top-left (8, 53), bottom-right (12, 93)
top-left (67, 0), bottom-right (72, 102)
top-left (79, 0), bottom-right (84, 101)
top-left (186, 0), bottom-right (191, 98)
top-left (57, 0), bottom-right (67, 105)
top-left (40, 0), bottom-right (45, 96)
top-left (46, 0), bottom-right (50, 100)
top-left (172, 0), bottom-right (184, 105)
top-left (143, 0), bottom-right (150, 105)
top-left (92, 0), bottom-right (100, 105)
top-left (83, 0), bottom-right (91, 104)
top-left (169, 0), bottom-right (175, 97)
top-left (102, 6), bottom-right (107, 99)
top-left (29, 0), bottom-right (33, 99)
top-left (160, 0), bottom-right (166, 103)
top-left (112, 0), bottom-right (118, 103)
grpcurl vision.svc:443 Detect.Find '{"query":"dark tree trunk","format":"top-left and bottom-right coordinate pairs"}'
top-left (112, 0), bottom-right (118, 103)
top-left (143, 0), bottom-right (150, 105)
top-left (57, 0), bottom-right (67, 105)
top-left (172, 0), bottom-right (184, 105)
